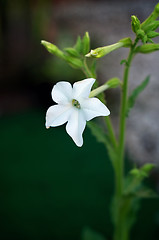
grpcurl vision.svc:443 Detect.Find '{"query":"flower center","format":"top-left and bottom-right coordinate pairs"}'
top-left (72, 99), bottom-right (81, 109)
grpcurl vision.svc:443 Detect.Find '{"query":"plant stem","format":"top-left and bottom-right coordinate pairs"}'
top-left (105, 116), bottom-right (118, 149)
top-left (83, 58), bottom-right (117, 149)
top-left (113, 39), bottom-right (138, 240)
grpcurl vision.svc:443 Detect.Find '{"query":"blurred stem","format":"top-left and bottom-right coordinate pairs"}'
top-left (82, 58), bottom-right (94, 78)
top-left (105, 116), bottom-right (118, 149)
top-left (113, 38), bottom-right (138, 240)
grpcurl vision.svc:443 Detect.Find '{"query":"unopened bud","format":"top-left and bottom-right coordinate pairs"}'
top-left (131, 15), bottom-right (141, 33)
top-left (86, 38), bottom-right (132, 58)
top-left (135, 43), bottom-right (159, 53)
top-left (41, 40), bottom-right (65, 59)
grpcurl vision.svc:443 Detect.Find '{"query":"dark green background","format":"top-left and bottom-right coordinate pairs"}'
top-left (0, 110), bottom-right (159, 240)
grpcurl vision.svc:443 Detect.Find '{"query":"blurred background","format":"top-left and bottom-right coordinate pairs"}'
top-left (0, 0), bottom-right (159, 239)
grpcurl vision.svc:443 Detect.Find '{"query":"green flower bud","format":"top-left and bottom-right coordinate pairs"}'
top-left (131, 15), bottom-right (141, 33)
top-left (135, 43), bottom-right (159, 53)
top-left (143, 20), bottom-right (159, 33)
top-left (86, 38), bottom-right (132, 58)
top-left (147, 31), bottom-right (159, 38)
top-left (41, 40), bottom-right (65, 59)
top-left (141, 163), bottom-right (155, 175)
top-left (136, 29), bottom-right (147, 43)
top-left (141, 3), bottom-right (159, 29)
top-left (74, 36), bottom-right (82, 54)
top-left (82, 32), bottom-right (90, 55)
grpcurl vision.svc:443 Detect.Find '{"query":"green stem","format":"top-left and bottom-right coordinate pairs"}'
top-left (83, 58), bottom-right (94, 78)
top-left (83, 58), bottom-right (117, 149)
top-left (117, 39), bottom-right (138, 197)
top-left (105, 116), bottom-right (118, 149)
top-left (113, 39), bottom-right (138, 240)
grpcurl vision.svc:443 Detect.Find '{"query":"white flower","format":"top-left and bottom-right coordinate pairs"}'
top-left (46, 78), bottom-right (110, 147)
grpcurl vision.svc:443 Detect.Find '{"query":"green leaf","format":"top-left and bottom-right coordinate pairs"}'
top-left (135, 186), bottom-right (158, 199)
top-left (82, 32), bottom-right (90, 55)
top-left (87, 121), bottom-right (107, 145)
top-left (124, 163), bottom-right (156, 196)
top-left (126, 76), bottom-right (150, 116)
top-left (82, 227), bottom-right (106, 240)
top-left (64, 47), bottom-right (80, 57)
top-left (87, 121), bottom-right (117, 167)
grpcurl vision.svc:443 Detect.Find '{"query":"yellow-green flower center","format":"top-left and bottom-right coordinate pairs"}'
top-left (72, 99), bottom-right (81, 109)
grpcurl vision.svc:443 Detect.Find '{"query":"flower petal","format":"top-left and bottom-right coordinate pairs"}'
top-left (46, 104), bottom-right (72, 128)
top-left (72, 78), bottom-right (95, 99)
top-left (52, 81), bottom-right (73, 104)
top-left (81, 97), bottom-right (110, 121)
top-left (66, 109), bottom-right (86, 147)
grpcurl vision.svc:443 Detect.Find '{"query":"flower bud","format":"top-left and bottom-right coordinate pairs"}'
top-left (147, 31), bottom-right (159, 38)
top-left (143, 20), bottom-right (159, 33)
top-left (135, 43), bottom-right (159, 53)
top-left (141, 3), bottom-right (159, 29)
top-left (82, 32), bottom-right (90, 55)
top-left (141, 163), bottom-right (155, 175)
top-left (131, 15), bottom-right (141, 33)
top-left (41, 40), bottom-right (65, 59)
top-left (86, 38), bottom-right (132, 58)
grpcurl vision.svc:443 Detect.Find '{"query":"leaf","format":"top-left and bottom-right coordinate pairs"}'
top-left (120, 59), bottom-right (128, 65)
top-left (87, 121), bottom-right (117, 167)
top-left (82, 227), bottom-right (106, 240)
top-left (87, 121), bottom-right (107, 145)
top-left (126, 75), bottom-right (150, 116)
top-left (135, 186), bottom-right (158, 199)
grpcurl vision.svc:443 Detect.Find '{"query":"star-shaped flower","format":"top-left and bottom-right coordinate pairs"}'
top-left (46, 78), bottom-right (110, 147)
